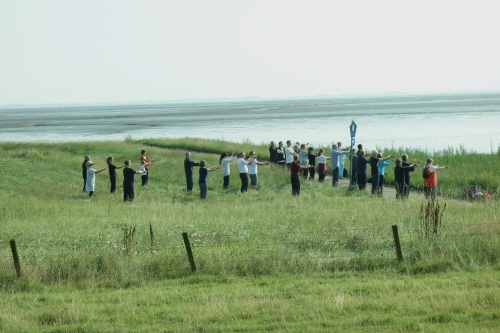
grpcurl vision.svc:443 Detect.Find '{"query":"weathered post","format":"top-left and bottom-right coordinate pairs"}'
top-left (392, 225), bottom-right (403, 263)
top-left (9, 239), bottom-right (21, 277)
top-left (182, 232), bottom-right (197, 273)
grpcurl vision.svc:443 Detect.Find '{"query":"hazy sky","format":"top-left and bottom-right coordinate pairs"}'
top-left (2, 0), bottom-right (500, 105)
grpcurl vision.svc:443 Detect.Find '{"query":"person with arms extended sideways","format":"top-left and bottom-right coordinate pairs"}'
top-left (423, 158), bottom-right (449, 200)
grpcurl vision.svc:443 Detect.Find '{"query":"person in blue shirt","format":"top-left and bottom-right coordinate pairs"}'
top-left (377, 153), bottom-right (393, 197)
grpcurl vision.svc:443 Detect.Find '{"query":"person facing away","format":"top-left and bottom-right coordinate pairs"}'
top-left (85, 161), bottom-right (107, 197)
top-left (299, 144), bottom-right (309, 178)
top-left (219, 152), bottom-right (237, 189)
top-left (401, 154), bottom-right (417, 198)
top-left (337, 141), bottom-right (349, 179)
top-left (394, 158), bottom-right (418, 199)
top-left (184, 151), bottom-right (200, 191)
top-left (106, 156), bottom-right (125, 193)
top-left (268, 141), bottom-right (278, 164)
top-left (307, 147), bottom-right (317, 181)
top-left (198, 160), bottom-right (219, 199)
top-left (122, 159), bottom-right (144, 202)
top-left (423, 158), bottom-right (450, 200)
top-left (82, 155), bottom-right (90, 192)
top-left (356, 149), bottom-right (370, 190)
top-left (290, 155), bottom-right (313, 196)
top-left (376, 152), bottom-right (393, 197)
top-left (369, 150), bottom-right (393, 195)
top-left (316, 149), bottom-right (330, 183)
top-left (237, 152), bottom-right (254, 193)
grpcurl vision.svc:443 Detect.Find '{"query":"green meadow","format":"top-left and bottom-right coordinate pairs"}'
top-left (0, 139), bottom-right (499, 332)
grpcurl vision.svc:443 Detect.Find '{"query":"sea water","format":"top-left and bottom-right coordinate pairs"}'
top-left (1, 92), bottom-right (499, 153)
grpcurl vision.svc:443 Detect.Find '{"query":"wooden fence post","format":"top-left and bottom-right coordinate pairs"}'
top-left (10, 239), bottom-right (22, 277)
top-left (392, 225), bottom-right (403, 263)
top-left (182, 232), bottom-right (197, 273)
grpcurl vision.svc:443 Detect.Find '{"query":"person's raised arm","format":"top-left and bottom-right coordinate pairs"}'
top-left (94, 167), bottom-right (107, 174)
top-left (207, 166), bottom-right (219, 172)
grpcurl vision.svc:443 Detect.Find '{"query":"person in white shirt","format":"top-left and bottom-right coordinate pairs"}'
top-left (85, 161), bottom-right (107, 197)
top-left (219, 152), bottom-right (237, 189)
top-left (247, 151), bottom-right (270, 189)
top-left (237, 152), bottom-right (254, 193)
top-left (285, 140), bottom-right (297, 169)
top-left (317, 149), bottom-right (331, 183)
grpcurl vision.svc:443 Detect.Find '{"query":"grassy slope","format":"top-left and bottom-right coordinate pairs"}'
top-left (0, 140), bottom-right (499, 332)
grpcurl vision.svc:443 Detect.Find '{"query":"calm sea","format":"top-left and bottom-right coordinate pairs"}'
top-left (1, 93), bottom-right (499, 154)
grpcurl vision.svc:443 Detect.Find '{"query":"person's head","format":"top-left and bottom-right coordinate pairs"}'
top-left (249, 151), bottom-right (256, 158)
top-left (371, 149), bottom-right (378, 156)
top-left (286, 140), bottom-right (291, 147)
top-left (185, 151), bottom-right (191, 158)
top-left (308, 147), bottom-right (314, 152)
top-left (141, 150), bottom-right (146, 155)
top-left (377, 153), bottom-right (382, 158)
top-left (238, 152), bottom-right (246, 158)
top-left (106, 156), bottom-right (113, 164)
top-left (124, 160), bottom-right (131, 167)
top-left (87, 161), bottom-right (95, 168)
top-left (85, 155), bottom-right (90, 161)
top-left (337, 142), bottom-right (342, 147)
top-left (219, 152), bottom-right (228, 164)
top-left (427, 158), bottom-right (433, 165)
top-left (357, 144), bottom-right (363, 150)
top-left (278, 141), bottom-right (283, 147)
top-left (293, 144), bottom-right (299, 151)
top-left (270, 141), bottom-right (275, 147)
top-left (359, 150), bottom-right (365, 156)
top-left (396, 158), bottom-right (402, 166)
top-left (332, 144), bottom-right (338, 150)
top-left (199, 160), bottom-right (206, 168)
top-left (318, 149), bottom-right (325, 155)
top-left (402, 154), bottom-right (408, 161)
top-left (293, 155), bottom-right (299, 161)
top-left (300, 143), bottom-right (306, 149)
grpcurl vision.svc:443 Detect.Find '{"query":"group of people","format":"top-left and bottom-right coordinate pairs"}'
top-left (82, 149), bottom-right (153, 201)
top-left (83, 143), bottom-right (450, 202)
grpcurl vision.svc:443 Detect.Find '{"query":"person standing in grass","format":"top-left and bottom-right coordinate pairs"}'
top-left (82, 155), bottom-right (90, 192)
top-left (394, 158), bottom-right (418, 199)
top-left (369, 150), bottom-right (393, 195)
top-left (337, 141), bottom-right (349, 179)
top-left (247, 151), bottom-right (270, 190)
top-left (307, 147), bottom-right (317, 180)
top-left (198, 160), bottom-right (219, 199)
top-left (237, 152), bottom-right (254, 193)
top-left (356, 149), bottom-right (370, 190)
top-left (140, 149), bottom-right (154, 185)
top-left (269, 141), bottom-right (278, 164)
top-left (106, 157), bottom-right (124, 193)
top-left (423, 158), bottom-right (449, 200)
top-left (299, 144), bottom-right (310, 178)
top-left (285, 140), bottom-right (296, 169)
top-left (317, 149), bottom-right (330, 182)
top-left (85, 161), bottom-right (106, 198)
top-left (330, 143), bottom-right (351, 187)
top-left (123, 159), bottom-right (144, 202)
top-left (290, 155), bottom-right (314, 196)
top-left (276, 141), bottom-right (286, 168)
top-left (220, 152), bottom-right (237, 189)
top-left (140, 160), bottom-right (149, 186)
top-left (401, 154), bottom-right (418, 198)
top-left (184, 151), bottom-right (200, 191)
top-left (377, 152), bottom-right (393, 197)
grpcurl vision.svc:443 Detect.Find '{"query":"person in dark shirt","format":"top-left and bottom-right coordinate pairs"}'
top-left (394, 158), bottom-right (418, 199)
top-left (184, 151), bottom-right (200, 191)
top-left (276, 141), bottom-right (286, 168)
top-left (198, 160), bottom-right (219, 199)
top-left (369, 150), bottom-right (393, 195)
top-left (107, 156), bottom-right (125, 193)
top-left (307, 147), bottom-right (317, 180)
top-left (290, 155), bottom-right (313, 196)
top-left (401, 154), bottom-right (418, 198)
top-left (82, 155), bottom-right (90, 192)
top-left (356, 150), bottom-right (370, 190)
top-left (123, 160), bottom-right (143, 202)
top-left (269, 141), bottom-right (278, 164)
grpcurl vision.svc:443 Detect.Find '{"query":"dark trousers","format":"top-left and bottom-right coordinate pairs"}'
top-left (124, 186), bottom-right (134, 202)
top-left (378, 175), bottom-right (384, 196)
top-left (396, 181), bottom-right (404, 199)
top-left (291, 177), bottom-right (300, 196)
top-left (223, 175), bottom-right (230, 189)
top-left (371, 173), bottom-right (379, 194)
top-left (240, 173), bottom-right (248, 193)
top-left (357, 173), bottom-right (367, 190)
top-left (186, 174), bottom-right (194, 191)
top-left (110, 177), bottom-right (116, 193)
top-left (331, 167), bottom-right (339, 187)
top-left (309, 167), bottom-right (315, 180)
top-left (141, 175), bottom-right (147, 186)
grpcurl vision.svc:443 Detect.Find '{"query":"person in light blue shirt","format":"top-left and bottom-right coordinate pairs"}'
top-left (330, 144), bottom-right (351, 187)
top-left (377, 153), bottom-right (393, 196)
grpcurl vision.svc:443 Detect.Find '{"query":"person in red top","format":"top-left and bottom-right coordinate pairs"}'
top-left (290, 155), bottom-right (314, 196)
top-left (423, 158), bottom-right (449, 200)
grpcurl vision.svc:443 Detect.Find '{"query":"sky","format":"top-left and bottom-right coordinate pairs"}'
top-left (2, 0), bottom-right (500, 106)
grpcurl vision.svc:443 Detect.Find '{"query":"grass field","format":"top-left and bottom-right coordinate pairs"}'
top-left (0, 139), bottom-right (499, 332)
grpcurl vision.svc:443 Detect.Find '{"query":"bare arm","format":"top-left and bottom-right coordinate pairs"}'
top-left (207, 166), bottom-right (219, 172)
top-left (94, 168), bottom-right (107, 174)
